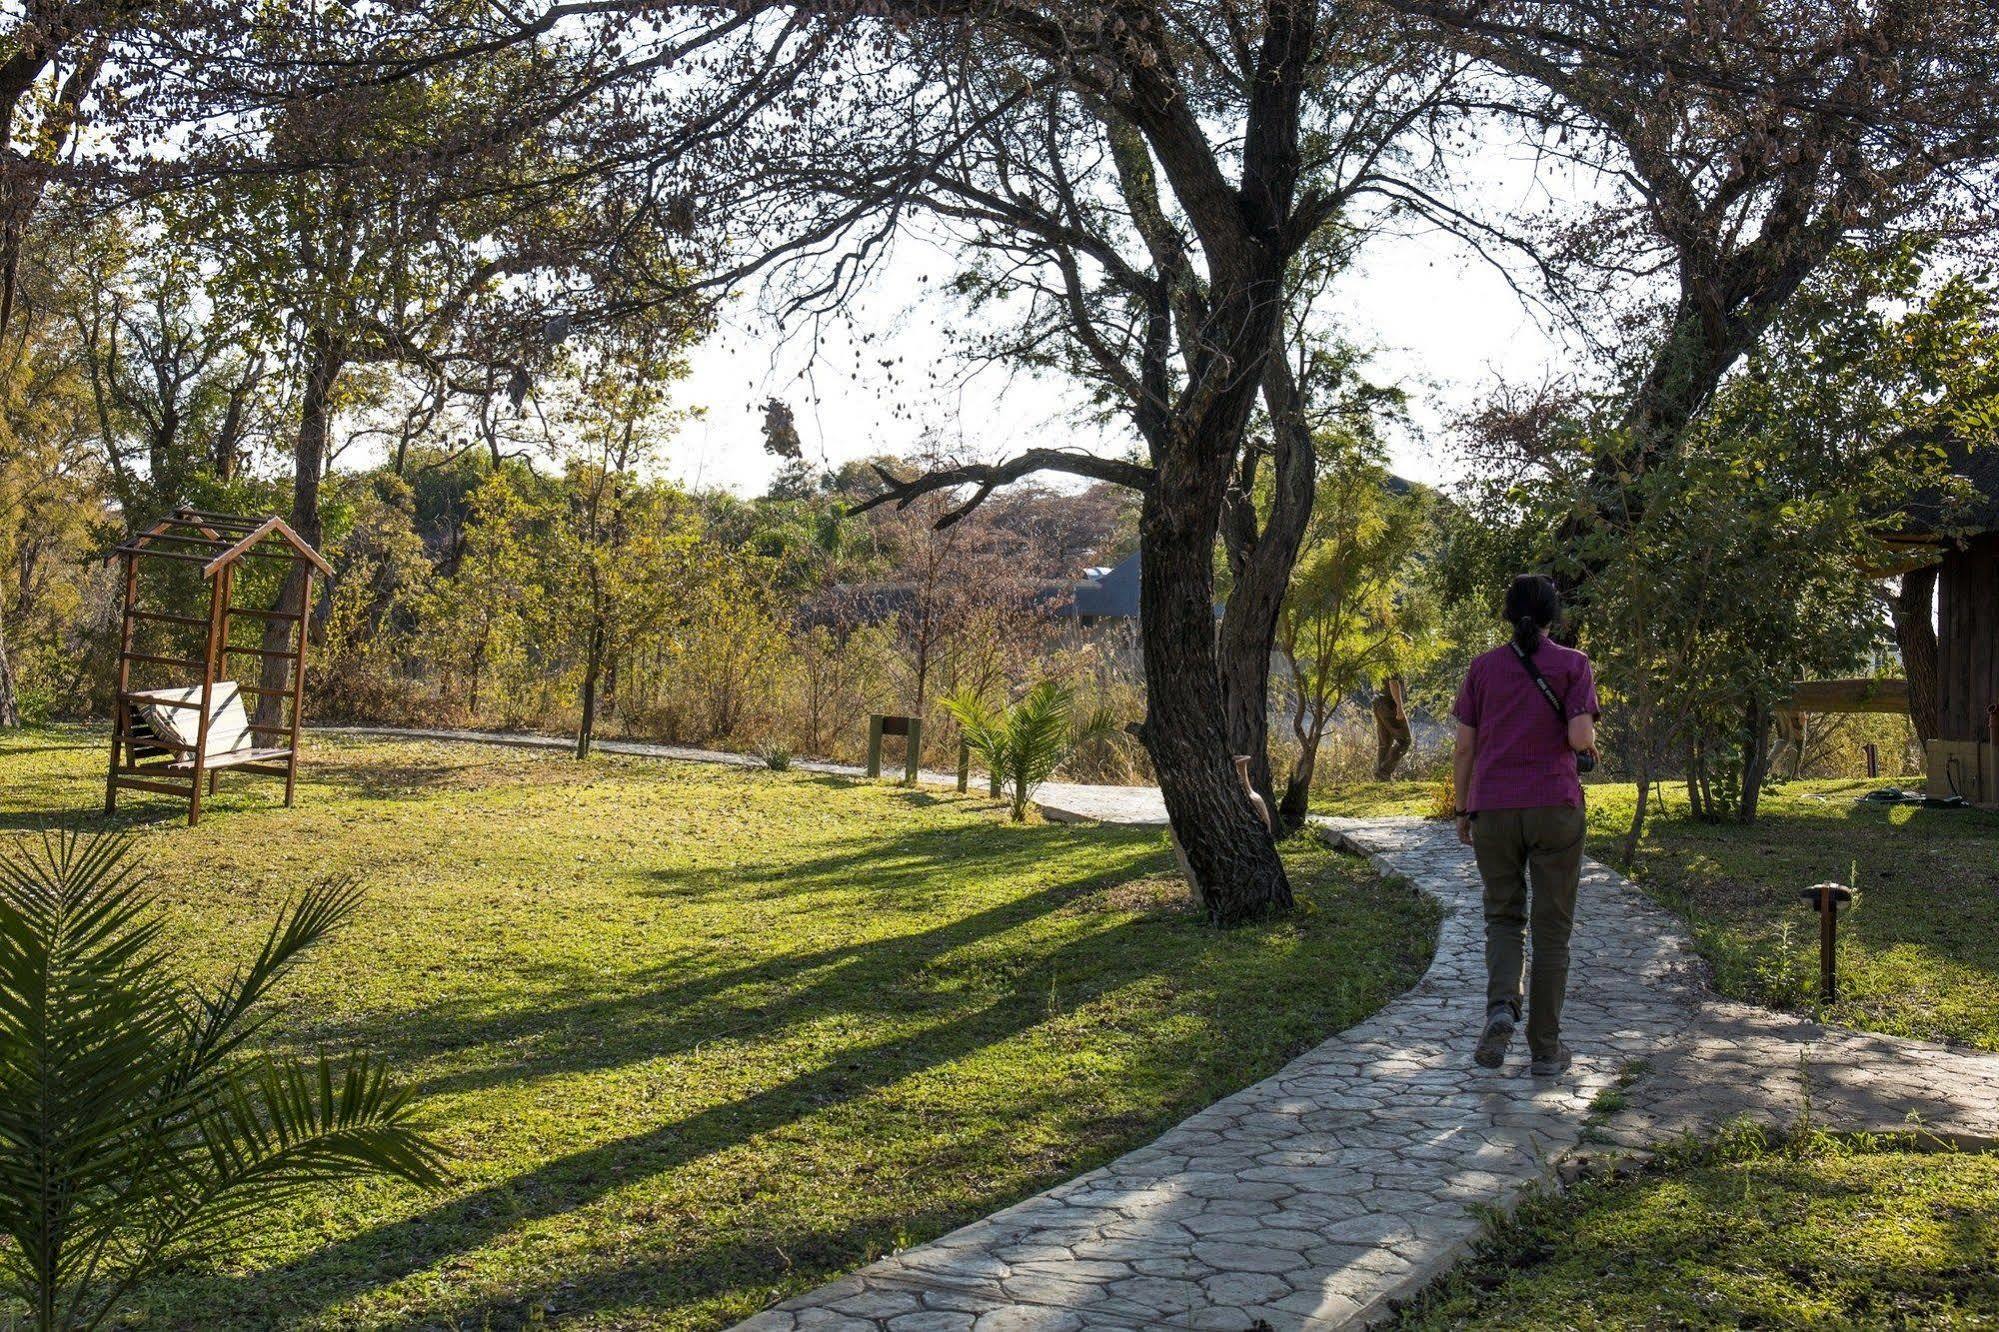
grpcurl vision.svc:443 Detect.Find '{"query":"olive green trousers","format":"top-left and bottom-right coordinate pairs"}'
top-left (1470, 804), bottom-right (1587, 1060)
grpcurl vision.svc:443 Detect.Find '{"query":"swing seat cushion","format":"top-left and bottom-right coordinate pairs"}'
top-left (129, 683), bottom-right (254, 762)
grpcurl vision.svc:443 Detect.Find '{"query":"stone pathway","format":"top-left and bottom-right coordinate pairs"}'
top-left (733, 817), bottom-right (1999, 1332)
top-left (314, 730), bottom-right (1999, 1327)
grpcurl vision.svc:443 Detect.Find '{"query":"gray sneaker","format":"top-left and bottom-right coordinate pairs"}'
top-left (1473, 1006), bottom-right (1515, 1069)
top-left (1529, 1044), bottom-right (1573, 1078)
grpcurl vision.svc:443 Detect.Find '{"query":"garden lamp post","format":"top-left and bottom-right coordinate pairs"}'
top-left (1797, 882), bottom-right (1855, 1003)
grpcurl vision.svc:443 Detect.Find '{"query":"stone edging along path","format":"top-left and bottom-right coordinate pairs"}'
top-left (313, 729), bottom-right (1999, 1329)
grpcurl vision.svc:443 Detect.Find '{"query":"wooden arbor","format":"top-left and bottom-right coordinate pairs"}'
top-left (105, 509), bottom-right (332, 826)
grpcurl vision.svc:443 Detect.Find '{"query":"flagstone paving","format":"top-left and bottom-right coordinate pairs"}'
top-left (732, 817), bottom-right (1999, 1332)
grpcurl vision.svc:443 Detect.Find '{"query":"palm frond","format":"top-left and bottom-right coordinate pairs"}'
top-left (152, 1052), bottom-right (446, 1259)
top-left (0, 830), bottom-right (184, 1313)
top-left (176, 878), bottom-right (366, 1076)
top-left (0, 830), bottom-right (445, 1330)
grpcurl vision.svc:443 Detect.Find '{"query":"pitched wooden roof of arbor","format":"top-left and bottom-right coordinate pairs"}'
top-left (109, 508), bottom-right (333, 578)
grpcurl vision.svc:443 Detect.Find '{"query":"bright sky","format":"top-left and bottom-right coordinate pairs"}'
top-left (667, 186), bottom-right (1584, 498)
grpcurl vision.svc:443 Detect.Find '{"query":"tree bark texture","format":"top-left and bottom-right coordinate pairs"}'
top-left (257, 332), bottom-right (341, 728)
top-left (1894, 563), bottom-right (1941, 744)
top-left (1138, 427), bottom-right (1294, 925)
top-left (1219, 352), bottom-right (1316, 833)
top-left (0, 603), bottom-right (20, 726)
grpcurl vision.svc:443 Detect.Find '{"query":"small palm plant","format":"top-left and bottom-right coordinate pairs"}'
top-left (946, 681), bottom-right (1107, 821)
top-left (0, 830), bottom-right (447, 1331)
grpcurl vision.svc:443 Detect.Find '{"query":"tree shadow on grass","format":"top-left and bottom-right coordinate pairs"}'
top-left (297, 754), bottom-right (537, 799)
top-left (163, 913), bottom-right (1182, 1327)
top-left (638, 817), bottom-right (1165, 910)
top-left (1634, 798), bottom-right (1999, 1011)
top-left (287, 858), bottom-right (1129, 1104)
top-left (418, 1080), bottom-right (1190, 1329)
top-left (0, 740), bottom-right (101, 758)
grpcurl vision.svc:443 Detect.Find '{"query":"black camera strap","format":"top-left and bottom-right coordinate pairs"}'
top-left (1510, 642), bottom-right (1570, 727)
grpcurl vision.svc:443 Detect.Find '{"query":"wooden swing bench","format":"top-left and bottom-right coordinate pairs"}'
top-left (104, 509), bottom-right (332, 826)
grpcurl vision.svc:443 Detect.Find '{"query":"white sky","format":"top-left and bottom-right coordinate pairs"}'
top-left (636, 116), bottom-right (1619, 498)
top-left (668, 217), bottom-right (1578, 498)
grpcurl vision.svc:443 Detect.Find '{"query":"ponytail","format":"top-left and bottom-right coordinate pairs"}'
top-left (1503, 574), bottom-right (1560, 655)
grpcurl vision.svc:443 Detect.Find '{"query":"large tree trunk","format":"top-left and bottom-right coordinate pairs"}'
top-left (1218, 348), bottom-right (1316, 834)
top-left (1138, 458), bottom-right (1292, 926)
top-left (256, 332), bottom-right (341, 728)
top-left (1893, 563), bottom-right (1940, 743)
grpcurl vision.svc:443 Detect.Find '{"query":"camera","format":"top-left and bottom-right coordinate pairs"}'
top-left (1575, 750), bottom-right (1597, 775)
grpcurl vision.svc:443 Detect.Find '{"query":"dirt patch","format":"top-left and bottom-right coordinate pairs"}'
top-left (1060, 873), bottom-right (1200, 918)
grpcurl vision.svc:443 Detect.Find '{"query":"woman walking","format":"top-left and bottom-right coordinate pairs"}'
top-left (1450, 574), bottom-right (1599, 1076)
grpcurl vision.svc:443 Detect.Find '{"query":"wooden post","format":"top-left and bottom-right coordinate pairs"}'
top-left (1864, 743), bottom-right (1880, 778)
top-left (956, 739), bottom-right (970, 793)
top-left (866, 714), bottom-right (885, 779)
top-left (188, 572), bottom-right (225, 827)
top-left (903, 717), bottom-right (922, 786)
top-left (285, 568), bottom-right (312, 807)
top-left (1800, 882), bottom-right (1851, 1003)
top-left (105, 552), bottom-right (138, 815)
top-left (210, 563), bottom-right (234, 797)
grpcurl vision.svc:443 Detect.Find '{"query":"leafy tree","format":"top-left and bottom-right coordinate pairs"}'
top-left (540, 327), bottom-right (697, 756)
top-left (0, 218), bottom-right (117, 728)
top-left (1391, 1), bottom-right (1999, 610)
top-left (68, 218), bottom-right (273, 515)
top-left (1453, 245), bottom-right (1986, 850)
top-left (1275, 445), bottom-right (1435, 826)
top-left (0, 830), bottom-right (444, 1332)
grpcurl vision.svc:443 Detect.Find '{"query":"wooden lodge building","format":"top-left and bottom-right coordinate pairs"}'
top-left (1884, 442), bottom-right (1999, 798)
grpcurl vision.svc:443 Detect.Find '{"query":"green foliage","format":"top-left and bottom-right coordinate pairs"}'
top-left (1394, 1128), bottom-right (1999, 1329)
top-left (1276, 434), bottom-right (1437, 795)
top-left (1450, 244), bottom-right (1998, 822)
top-left (0, 829), bottom-right (445, 1330)
top-left (946, 681), bottom-right (1103, 821)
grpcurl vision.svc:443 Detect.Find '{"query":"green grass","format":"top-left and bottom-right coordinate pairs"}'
top-left (1317, 778), bottom-right (1999, 1050)
top-left (2, 727), bottom-right (1439, 1329)
top-left (1394, 1126), bottom-right (1999, 1329)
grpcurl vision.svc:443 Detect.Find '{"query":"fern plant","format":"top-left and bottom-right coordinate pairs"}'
top-left (946, 682), bottom-right (1105, 821)
top-left (0, 830), bottom-right (447, 1331)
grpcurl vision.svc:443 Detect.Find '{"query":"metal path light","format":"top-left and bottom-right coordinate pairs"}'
top-left (1798, 881), bottom-right (1856, 1003)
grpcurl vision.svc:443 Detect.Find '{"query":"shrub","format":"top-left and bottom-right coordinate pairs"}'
top-left (0, 830), bottom-right (446, 1331)
top-left (946, 682), bottom-right (1108, 821)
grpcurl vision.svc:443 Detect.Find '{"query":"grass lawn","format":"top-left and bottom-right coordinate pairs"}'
top-left (1317, 778), bottom-right (1999, 1050)
top-left (2, 727), bottom-right (1438, 1330)
top-left (1393, 1127), bottom-right (1999, 1329)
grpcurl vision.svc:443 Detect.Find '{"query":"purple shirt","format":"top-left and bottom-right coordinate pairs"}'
top-left (1452, 636), bottom-right (1600, 811)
